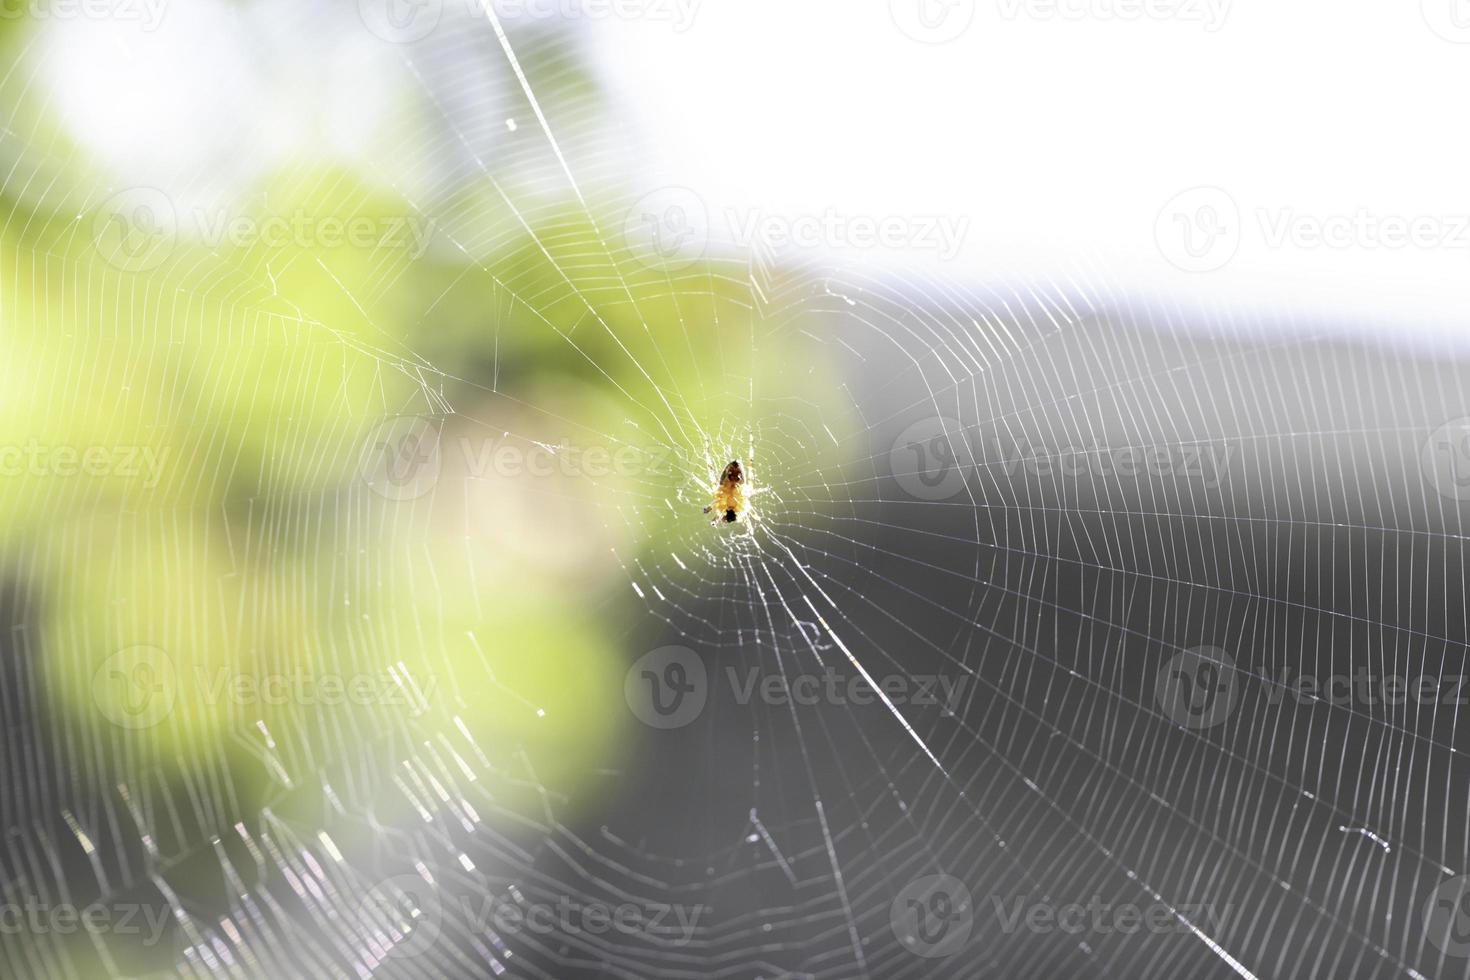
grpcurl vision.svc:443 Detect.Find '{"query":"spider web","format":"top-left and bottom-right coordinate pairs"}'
top-left (2, 4), bottom-right (1469, 980)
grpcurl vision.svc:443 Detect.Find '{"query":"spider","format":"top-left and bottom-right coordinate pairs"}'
top-left (703, 460), bottom-right (745, 524)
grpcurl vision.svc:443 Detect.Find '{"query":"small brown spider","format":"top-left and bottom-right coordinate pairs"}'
top-left (703, 460), bottom-right (745, 524)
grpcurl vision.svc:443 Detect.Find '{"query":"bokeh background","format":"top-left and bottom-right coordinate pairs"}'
top-left (3, 2), bottom-right (1470, 979)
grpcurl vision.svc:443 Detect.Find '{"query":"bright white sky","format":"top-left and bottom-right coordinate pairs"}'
top-left (40, 0), bottom-right (1470, 341)
top-left (596, 0), bottom-right (1470, 341)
